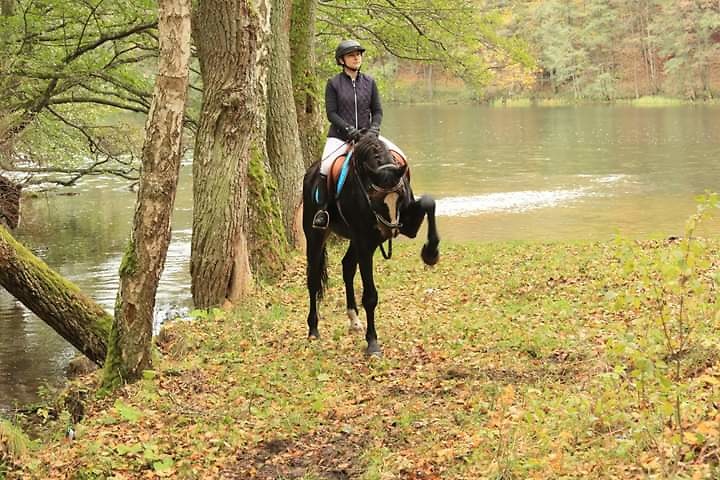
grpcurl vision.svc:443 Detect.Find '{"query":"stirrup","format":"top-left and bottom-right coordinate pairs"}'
top-left (312, 210), bottom-right (329, 229)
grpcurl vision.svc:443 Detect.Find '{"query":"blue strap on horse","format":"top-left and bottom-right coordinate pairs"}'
top-left (335, 149), bottom-right (353, 199)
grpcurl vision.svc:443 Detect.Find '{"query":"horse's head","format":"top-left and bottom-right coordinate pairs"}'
top-left (354, 135), bottom-right (407, 192)
top-left (353, 134), bottom-right (408, 236)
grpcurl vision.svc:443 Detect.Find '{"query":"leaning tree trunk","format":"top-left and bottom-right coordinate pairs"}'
top-left (0, 226), bottom-right (110, 365)
top-left (266, 0), bottom-right (305, 247)
top-left (191, 0), bottom-right (271, 308)
top-left (290, 0), bottom-right (323, 168)
top-left (102, 0), bottom-right (192, 388)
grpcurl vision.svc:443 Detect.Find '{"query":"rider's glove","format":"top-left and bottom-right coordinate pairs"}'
top-left (368, 125), bottom-right (380, 137)
top-left (345, 125), bottom-right (361, 142)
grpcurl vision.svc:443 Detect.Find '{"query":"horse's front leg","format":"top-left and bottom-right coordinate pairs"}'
top-left (342, 243), bottom-right (363, 332)
top-left (358, 246), bottom-right (381, 357)
top-left (419, 195), bottom-right (440, 266)
top-left (400, 195), bottom-right (440, 266)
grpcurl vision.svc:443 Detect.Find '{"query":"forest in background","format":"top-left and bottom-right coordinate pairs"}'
top-left (353, 1), bottom-right (720, 103)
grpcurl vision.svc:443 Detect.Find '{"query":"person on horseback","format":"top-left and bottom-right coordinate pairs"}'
top-left (312, 39), bottom-right (404, 229)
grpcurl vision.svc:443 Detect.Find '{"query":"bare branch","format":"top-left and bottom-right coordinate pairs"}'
top-left (48, 96), bottom-right (150, 114)
top-left (75, 0), bottom-right (104, 58)
top-left (64, 21), bottom-right (158, 64)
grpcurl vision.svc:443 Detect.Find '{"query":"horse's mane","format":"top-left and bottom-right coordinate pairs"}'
top-left (353, 135), bottom-right (390, 166)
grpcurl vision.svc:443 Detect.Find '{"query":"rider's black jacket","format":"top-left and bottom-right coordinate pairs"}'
top-left (325, 71), bottom-right (383, 142)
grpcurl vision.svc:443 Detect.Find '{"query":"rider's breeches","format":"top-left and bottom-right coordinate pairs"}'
top-left (319, 136), bottom-right (406, 176)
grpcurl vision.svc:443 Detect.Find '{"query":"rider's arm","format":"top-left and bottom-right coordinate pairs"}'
top-left (369, 80), bottom-right (383, 129)
top-left (325, 79), bottom-right (352, 130)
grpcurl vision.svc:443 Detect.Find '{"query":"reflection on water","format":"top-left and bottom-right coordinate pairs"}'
top-left (2, 105), bottom-right (720, 411)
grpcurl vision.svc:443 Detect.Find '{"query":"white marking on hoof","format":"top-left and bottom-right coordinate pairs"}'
top-left (347, 309), bottom-right (363, 332)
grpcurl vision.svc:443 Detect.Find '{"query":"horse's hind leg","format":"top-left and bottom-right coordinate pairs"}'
top-left (305, 232), bottom-right (327, 339)
top-left (342, 243), bottom-right (362, 332)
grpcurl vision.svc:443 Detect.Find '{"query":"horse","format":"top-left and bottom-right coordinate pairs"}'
top-left (302, 133), bottom-right (440, 357)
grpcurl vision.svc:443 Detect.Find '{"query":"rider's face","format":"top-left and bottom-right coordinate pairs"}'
top-left (342, 51), bottom-right (363, 69)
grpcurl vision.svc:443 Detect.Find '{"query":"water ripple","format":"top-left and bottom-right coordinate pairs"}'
top-left (437, 188), bottom-right (591, 217)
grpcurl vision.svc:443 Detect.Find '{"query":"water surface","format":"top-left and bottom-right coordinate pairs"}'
top-left (2, 104), bottom-right (719, 411)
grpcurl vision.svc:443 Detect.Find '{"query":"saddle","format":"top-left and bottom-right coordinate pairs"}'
top-left (327, 148), bottom-right (409, 199)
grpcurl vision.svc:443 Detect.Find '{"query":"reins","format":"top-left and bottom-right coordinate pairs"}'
top-left (340, 146), bottom-right (404, 260)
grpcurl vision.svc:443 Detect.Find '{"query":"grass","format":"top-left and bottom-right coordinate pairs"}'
top-left (0, 419), bottom-right (32, 476)
top-left (6, 236), bottom-right (720, 479)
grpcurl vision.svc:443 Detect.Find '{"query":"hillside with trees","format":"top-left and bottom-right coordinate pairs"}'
top-left (341, 1), bottom-right (720, 102)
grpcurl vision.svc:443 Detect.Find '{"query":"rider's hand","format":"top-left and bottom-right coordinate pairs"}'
top-left (345, 126), bottom-right (361, 142)
top-left (368, 125), bottom-right (380, 137)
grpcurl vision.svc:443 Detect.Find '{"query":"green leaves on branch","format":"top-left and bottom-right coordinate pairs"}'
top-left (1, 0), bottom-right (158, 181)
top-left (316, 0), bottom-right (535, 97)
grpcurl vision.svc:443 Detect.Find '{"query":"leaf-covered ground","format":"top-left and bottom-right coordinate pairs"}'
top-left (6, 239), bottom-right (720, 479)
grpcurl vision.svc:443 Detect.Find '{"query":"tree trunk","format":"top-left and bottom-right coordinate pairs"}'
top-left (102, 0), bottom-right (191, 387)
top-left (191, 0), bottom-right (270, 308)
top-left (0, 226), bottom-right (110, 365)
top-left (290, 0), bottom-right (323, 168)
top-left (1, 0), bottom-right (13, 16)
top-left (266, 0), bottom-right (305, 247)
top-left (246, 149), bottom-right (289, 281)
top-left (0, 175), bottom-right (21, 229)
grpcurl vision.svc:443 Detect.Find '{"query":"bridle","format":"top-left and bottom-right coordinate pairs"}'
top-left (336, 147), bottom-right (406, 259)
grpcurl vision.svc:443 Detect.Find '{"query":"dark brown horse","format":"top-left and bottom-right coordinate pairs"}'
top-left (302, 134), bottom-right (440, 356)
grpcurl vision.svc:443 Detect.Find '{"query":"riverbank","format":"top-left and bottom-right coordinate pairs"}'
top-left (3, 234), bottom-right (720, 479)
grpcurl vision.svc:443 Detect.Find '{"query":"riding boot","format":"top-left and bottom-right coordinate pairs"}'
top-left (312, 174), bottom-right (330, 229)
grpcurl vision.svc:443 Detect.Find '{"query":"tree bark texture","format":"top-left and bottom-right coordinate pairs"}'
top-left (0, 226), bottom-right (110, 365)
top-left (103, 0), bottom-right (191, 387)
top-left (0, 175), bottom-right (21, 229)
top-left (246, 148), bottom-right (288, 281)
top-left (290, 0), bottom-right (323, 168)
top-left (191, 0), bottom-right (270, 308)
top-left (1, 0), bottom-right (13, 16)
top-left (266, 0), bottom-right (305, 246)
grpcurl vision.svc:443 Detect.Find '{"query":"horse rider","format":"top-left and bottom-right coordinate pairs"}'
top-left (312, 39), bottom-right (405, 229)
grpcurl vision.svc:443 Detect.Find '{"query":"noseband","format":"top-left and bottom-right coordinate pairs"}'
top-left (367, 164), bottom-right (405, 196)
top-left (356, 158), bottom-right (405, 234)
top-left (335, 145), bottom-right (406, 258)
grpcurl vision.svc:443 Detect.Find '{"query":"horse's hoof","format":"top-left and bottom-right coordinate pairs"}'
top-left (347, 310), bottom-right (363, 333)
top-left (421, 244), bottom-right (439, 266)
top-left (365, 342), bottom-right (383, 358)
top-left (308, 330), bottom-right (320, 340)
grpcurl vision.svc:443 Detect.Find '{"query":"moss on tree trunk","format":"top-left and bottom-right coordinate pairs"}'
top-left (102, 0), bottom-right (192, 389)
top-left (266, 0), bottom-right (305, 246)
top-left (290, 0), bottom-right (323, 167)
top-left (0, 225), bottom-right (110, 365)
top-left (191, 0), bottom-right (271, 307)
top-left (246, 145), bottom-right (288, 281)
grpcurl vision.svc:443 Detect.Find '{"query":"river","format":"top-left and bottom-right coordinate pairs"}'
top-left (2, 104), bottom-right (719, 411)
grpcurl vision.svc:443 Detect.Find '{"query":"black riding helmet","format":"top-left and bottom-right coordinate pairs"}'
top-left (335, 39), bottom-right (366, 65)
